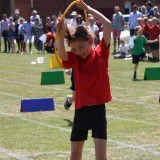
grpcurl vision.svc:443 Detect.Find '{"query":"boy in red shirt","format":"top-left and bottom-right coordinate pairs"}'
top-left (149, 17), bottom-right (160, 62)
top-left (56, 0), bottom-right (112, 159)
top-left (143, 17), bottom-right (151, 56)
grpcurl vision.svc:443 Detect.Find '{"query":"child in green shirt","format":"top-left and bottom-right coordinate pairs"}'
top-left (131, 26), bottom-right (158, 80)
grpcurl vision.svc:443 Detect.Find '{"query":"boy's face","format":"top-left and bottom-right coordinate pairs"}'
top-left (152, 19), bottom-right (157, 25)
top-left (137, 28), bottom-right (143, 35)
top-left (70, 40), bottom-right (92, 59)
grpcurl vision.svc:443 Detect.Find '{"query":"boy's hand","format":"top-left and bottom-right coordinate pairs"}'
top-left (154, 39), bottom-right (159, 43)
top-left (76, 0), bottom-right (88, 10)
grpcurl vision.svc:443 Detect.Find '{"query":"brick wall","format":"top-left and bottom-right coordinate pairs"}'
top-left (14, 0), bottom-right (31, 19)
top-left (9, 0), bottom-right (159, 21)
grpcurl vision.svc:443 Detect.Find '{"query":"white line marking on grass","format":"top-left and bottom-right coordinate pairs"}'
top-left (112, 86), bottom-right (159, 94)
top-left (0, 111), bottom-right (71, 132)
top-left (0, 70), bottom-right (40, 78)
top-left (23, 148), bottom-right (95, 158)
top-left (0, 79), bottom-right (65, 91)
top-left (0, 111), bottom-right (160, 157)
top-left (23, 150), bottom-right (70, 157)
top-left (0, 91), bottom-right (24, 98)
top-left (113, 97), bottom-right (159, 107)
top-left (19, 116), bottom-right (71, 132)
top-left (0, 63), bottom-right (43, 71)
top-left (0, 147), bottom-right (32, 160)
top-left (108, 115), bottom-right (160, 127)
top-left (111, 77), bottom-right (160, 85)
top-left (0, 82), bottom-right (159, 108)
top-left (108, 139), bottom-right (160, 156)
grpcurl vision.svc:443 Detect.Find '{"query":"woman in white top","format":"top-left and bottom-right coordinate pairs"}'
top-left (8, 17), bottom-right (16, 53)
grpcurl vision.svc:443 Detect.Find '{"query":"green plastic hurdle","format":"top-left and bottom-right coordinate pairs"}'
top-left (41, 70), bottom-right (65, 85)
top-left (144, 67), bottom-right (160, 80)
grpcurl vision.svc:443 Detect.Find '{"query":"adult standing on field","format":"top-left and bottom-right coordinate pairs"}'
top-left (129, 4), bottom-right (142, 37)
top-left (30, 10), bottom-right (40, 22)
top-left (112, 6), bottom-right (124, 54)
top-left (22, 18), bottom-right (34, 54)
top-left (1, 14), bottom-right (10, 53)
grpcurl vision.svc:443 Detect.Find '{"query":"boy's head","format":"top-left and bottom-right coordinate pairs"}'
top-left (152, 17), bottom-right (158, 25)
top-left (135, 26), bottom-right (143, 35)
top-left (137, 17), bottom-right (143, 25)
top-left (114, 6), bottom-right (120, 13)
top-left (146, 2), bottom-right (152, 9)
top-left (65, 26), bottom-right (93, 44)
top-left (120, 39), bottom-right (125, 45)
top-left (148, 18), bottom-right (153, 25)
top-left (132, 4), bottom-right (138, 12)
top-left (65, 26), bottom-right (94, 59)
top-left (143, 17), bottom-right (148, 24)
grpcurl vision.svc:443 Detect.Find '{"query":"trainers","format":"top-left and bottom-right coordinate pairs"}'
top-left (64, 96), bottom-right (72, 110)
top-left (133, 71), bottom-right (137, 80)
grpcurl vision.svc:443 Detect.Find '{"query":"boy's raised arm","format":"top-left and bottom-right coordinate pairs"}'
top-left (77, 0), bottom-right (111, 47)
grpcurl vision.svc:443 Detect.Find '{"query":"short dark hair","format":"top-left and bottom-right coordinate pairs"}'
top-left (146, 2), bottom-right (152, 7)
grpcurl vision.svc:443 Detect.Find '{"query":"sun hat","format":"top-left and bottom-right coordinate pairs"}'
top-left (32, 10), bottom-right (37, 14)
top-left (71, 11), bottom-right (78, 16)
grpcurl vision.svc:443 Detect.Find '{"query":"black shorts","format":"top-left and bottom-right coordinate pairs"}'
top-left (19, 34), bottom-right (24, 41)
top-left (150, 42), bottom-right (159, 50)
top-left (132, 53), bottom-right (145, 64)
top-left (70, 104), bottom-right (107, 141)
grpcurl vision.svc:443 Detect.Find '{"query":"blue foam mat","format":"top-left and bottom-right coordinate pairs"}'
top-left (20, 98), bottom-right (54, 112)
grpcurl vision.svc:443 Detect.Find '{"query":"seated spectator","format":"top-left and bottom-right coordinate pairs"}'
top-left (114, 39), bottom-right (129, 59)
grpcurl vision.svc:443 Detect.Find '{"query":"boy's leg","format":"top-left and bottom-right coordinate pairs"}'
top-left (155, 50), bottom-right (159, 62)
top-left (113, 37), bottom-right (116, 53)
top-left (133, 63), bottom-right (138, 79)
top-left (134, 63), bottom-right (138, 72)
top-left (70, 141), bottom-right (85, 160)
top-left (94, 138), bottom-right (107, 160)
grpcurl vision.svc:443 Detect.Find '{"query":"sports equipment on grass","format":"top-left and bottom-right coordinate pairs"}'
top-left (20, 98), bottom-right (54, 112)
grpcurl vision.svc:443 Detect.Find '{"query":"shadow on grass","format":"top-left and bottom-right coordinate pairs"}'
top-left (132, 79), bottom-right (144, 82)
top-left (64, 119), bottom-right (73, 127)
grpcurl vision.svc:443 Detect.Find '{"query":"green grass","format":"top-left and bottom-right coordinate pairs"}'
top-left (0, 41), bottom-right (160, 160)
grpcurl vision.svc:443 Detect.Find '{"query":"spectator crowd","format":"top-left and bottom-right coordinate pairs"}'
top-left (0, 8), bottom-right (102, 55)
top-left (0, 1), bottom-right (159, 63)
top-left (112, 1), bottom-right (160, 63)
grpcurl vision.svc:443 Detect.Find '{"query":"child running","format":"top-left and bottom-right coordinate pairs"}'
top-left (131, 26), bottom-right (158, 80)
top-left (56, 0), bottom-right (112, 159)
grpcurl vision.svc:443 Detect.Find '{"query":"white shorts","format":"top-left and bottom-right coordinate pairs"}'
top-left (24, 35), bottom-right (32, 43)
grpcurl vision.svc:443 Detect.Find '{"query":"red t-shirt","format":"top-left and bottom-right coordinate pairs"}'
top-left (62, 38), bottom-right (112, 110)
top-left (150, 25), bottom-right (160, 40)
top-left (143, 24), bottom-right (150, 39)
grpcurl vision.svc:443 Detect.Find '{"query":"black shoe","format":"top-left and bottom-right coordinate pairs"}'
top-left (133, 72), bottom-right (137, 80)
top-left (64, 96), bottom-right (72, 110)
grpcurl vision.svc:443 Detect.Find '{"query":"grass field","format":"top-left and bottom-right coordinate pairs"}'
top-left (0, 42), bottom-right (160, 160)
